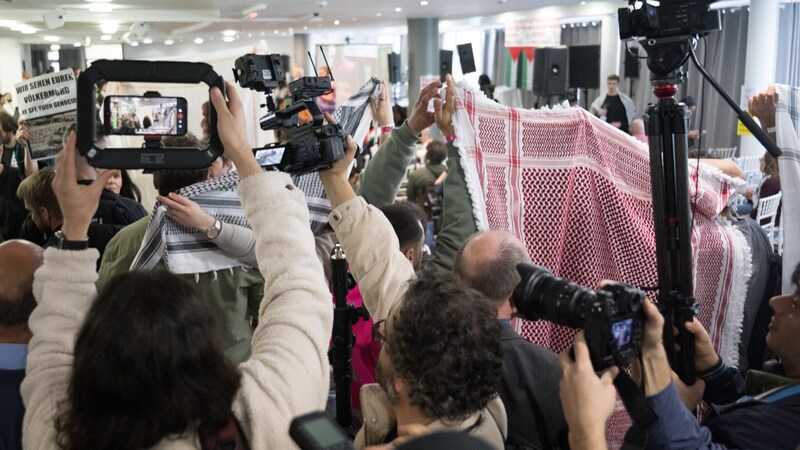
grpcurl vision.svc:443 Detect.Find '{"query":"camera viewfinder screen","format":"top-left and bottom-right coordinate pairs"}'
top-left (255, 147), bottom-right (285, 166)
top-left (106, 96), bottom-right (186, 136)
top-left (611, 318), bottom-right (634, 348)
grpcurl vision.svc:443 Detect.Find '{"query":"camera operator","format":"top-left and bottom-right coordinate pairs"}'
top-left (319, 107), bottom-right (507, 447)
top-left (560, 266), bottom-right (800, 449)
top-left (21, 82), bottom-right (332, 449)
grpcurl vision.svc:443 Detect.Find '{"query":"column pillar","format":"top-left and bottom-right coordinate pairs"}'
top-left (293, 33), bottom-right (313, 78)
top-left (599, 15), bottom-right (621, 94)
top-left (0, 39), bottom-right (24, 99)
top-left (740, 0), bottom-right (779, 156)
top-left (407, 18), bottom-right (439, 108)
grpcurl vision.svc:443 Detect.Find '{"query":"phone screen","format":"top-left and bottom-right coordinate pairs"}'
top-left (104, 95), bottom-right (187, 136)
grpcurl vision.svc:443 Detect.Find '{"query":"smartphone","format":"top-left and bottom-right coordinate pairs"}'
top-left (104, 95), bottom-right (187, 136)
top-left (289, 411), bottom-right (354, 450)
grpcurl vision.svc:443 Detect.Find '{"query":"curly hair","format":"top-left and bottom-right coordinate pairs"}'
top-left (56, 271), bottom-right (240, 450)
top-left (385, 271), bottom-right (502, 421)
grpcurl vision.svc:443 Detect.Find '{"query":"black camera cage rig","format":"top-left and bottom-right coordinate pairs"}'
top-left (77, 59), bottom-right (226, 170)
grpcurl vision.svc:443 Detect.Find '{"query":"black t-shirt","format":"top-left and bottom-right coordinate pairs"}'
top-left (603, 95), bottom-right (629, 133)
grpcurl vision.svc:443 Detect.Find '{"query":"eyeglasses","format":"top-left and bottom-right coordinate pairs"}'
top-left (372, 319), bottom-right (387, 343)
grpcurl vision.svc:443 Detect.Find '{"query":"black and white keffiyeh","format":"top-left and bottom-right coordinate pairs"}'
top-left (295, 76), bottom-right (382, 233)
top-left (130, 171), bottom-right (250, 274)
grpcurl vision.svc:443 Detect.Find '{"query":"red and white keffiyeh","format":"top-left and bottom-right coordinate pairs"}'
top-left (451, 83), bottom-right (751, 448)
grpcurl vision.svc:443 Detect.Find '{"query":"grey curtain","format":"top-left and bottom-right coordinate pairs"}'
top-left (618, 9), bottom-right (749, 151)
top-left (777, 3), bottom-right (800, 87)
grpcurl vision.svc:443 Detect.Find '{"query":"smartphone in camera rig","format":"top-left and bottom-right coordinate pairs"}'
top-left (104, 95), bottom-right (188, 136)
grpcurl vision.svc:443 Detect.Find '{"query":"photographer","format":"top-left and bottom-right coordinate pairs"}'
top-left (561, 265), bottom-right (800, 449)
top-left (21, 82), bottom-right (332, 449)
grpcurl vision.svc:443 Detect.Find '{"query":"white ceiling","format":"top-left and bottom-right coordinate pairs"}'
top-left (0, 0), bottom-right (592, 46)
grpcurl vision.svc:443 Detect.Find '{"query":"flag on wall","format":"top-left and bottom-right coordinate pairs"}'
top-left (505, 47), bottom-right (535, 90)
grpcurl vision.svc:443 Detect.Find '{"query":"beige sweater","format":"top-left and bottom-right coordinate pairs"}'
top-left (22, 171), bottom-right (332, 449)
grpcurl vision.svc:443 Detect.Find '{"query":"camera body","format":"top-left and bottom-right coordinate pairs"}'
top-left (618, 0), bottom-right (720, 41)
top-left (233, 53), bottom-right (345, 175)
top-left (512, 263), bottom-right (645, 370)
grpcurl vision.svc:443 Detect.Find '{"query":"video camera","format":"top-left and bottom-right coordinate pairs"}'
top-left (512, 263), bottom-right (645, 371)
top-left (233, 53), bottom-right (345, 175)
top-left (618, 0), bottom-right (720, 41)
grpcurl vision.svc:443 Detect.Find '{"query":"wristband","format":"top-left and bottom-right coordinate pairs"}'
top-left (445, 134), bottom-right (457, 144)
top-left (380, 126), bottom-right (394, 135)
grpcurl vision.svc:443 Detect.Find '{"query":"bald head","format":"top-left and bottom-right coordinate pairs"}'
top-left (454, 230), bottom-right (531, 304)
top-left (0, 240), bottom-right (44, 332)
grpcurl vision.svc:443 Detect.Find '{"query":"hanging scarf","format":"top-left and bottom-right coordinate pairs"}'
top-left (294, 76), bottom-right (381, 233)
top-left (451, 83), bottom-right (751, 448)
top-left (130, 171), bottom-right (250, 274)
top-left (774, 84), bottom-right (800, 294)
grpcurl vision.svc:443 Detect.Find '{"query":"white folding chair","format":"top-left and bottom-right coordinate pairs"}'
top-left (709, 147), bottom-right (737, 159)
top-left (735, 156), bottom-right (761, 174)
top-left (755, 192), bottom-right (782, 249)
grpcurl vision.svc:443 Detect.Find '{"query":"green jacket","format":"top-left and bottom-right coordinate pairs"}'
top-left (405, 163), bottom-right (446, 204)
top-left (355, 120), bottom-right (477, 272)
top-left (97, 216), bottom-right (264, 365)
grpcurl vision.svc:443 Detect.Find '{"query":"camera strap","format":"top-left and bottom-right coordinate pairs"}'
top-left (614, 371), bottom-right (657, 449)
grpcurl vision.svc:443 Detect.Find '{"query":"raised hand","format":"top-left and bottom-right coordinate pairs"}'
top-left (407, 79), bottom-right (443, 135)
top-left (52, 132), bottom-right (115, 240)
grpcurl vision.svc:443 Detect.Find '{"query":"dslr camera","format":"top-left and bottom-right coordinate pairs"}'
top-left (233, 53), bottom-right (345, 175)
top-left (618, 0), bottom-right (720, 41)
top-left (512, 263), bottom-right (645, 370)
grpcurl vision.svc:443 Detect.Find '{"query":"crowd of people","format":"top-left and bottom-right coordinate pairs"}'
top-left (0, 61), bottom-right (796, 450)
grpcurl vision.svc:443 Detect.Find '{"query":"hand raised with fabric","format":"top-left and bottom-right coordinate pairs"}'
top-left (208, 82), bottom-right (261, 179)
top-left (407, 79), bottom-right (443, 135)
top-left (156, 192), bottom-right (216, 232)
top-left (748, 84), bottom-right (779, 130)
top-left (370, 80), bottom-right (393, 126)
top-left (559, 331), bottom-right (619, 448)
top-left (52, 132), bottom-right (115, 240)
top-left (434, 74), bottom-right (456, 137)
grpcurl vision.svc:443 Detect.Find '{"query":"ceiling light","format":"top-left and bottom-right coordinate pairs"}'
top-left (20, 27), bottom-right (38, 34)
top-left (222, 29), bottom-right (237, 37)
top-left (334, 20), bottom-right (340, 25)
top-left (44, 35), bottom-right (60, 42)
top-left (130, 41), bottom-right (139, 46)
top-left (273, 29), bottom-right (279, 34)
top-left (142, 37), bottom-right (152, 44)
top-left (303, 26), bottom-right (308, 30)
top-left (194, 37), bottom-right (203, 44)
top-left (100, 20), bottom-right (118, 34)
top-left (376, 12), bottom-right (381, 16)
top-left (88, 3), bottom-right (113, 12)
top-left (395, 7), bottom-right (402, 12)
top-left (50, 44), bottom-right (61, 50)
top-left (164, 39), bottom-right (174, 45)
top-left (260, 31), bottom-right (265, 36)
top-left (222, 36), bottom-right (235, 42)
top-left (73, 41), bottom-right (82, 47)
top-left (580, 1), bottom-right (586, 4)
top-left (85, 0), bottom-right (112, 3)
top-left (420, 0), bottom-right (429, 5)
top-left (247, 33), bottom-right (253, 37)
top-left (100, 34), bottom-right (112, 41)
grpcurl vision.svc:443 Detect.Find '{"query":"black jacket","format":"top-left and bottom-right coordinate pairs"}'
top-left (75, 182), bottom-right (147, 256)
top-left (0, 165), bottom-right (27, 241)
top-left (497, 321), bottom-right (569, 450)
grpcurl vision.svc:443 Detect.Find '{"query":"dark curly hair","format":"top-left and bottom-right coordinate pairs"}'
top-left (56, 271), bottom-right (240, 450)
top-left (385, 271), bottom-right (502, 421)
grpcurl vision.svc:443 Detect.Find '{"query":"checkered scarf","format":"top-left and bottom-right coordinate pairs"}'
top-left (130, 171), bottom-right (250, 274)
top-left (294, 76), bottom-right (382, 233)
top-left (451, 83), bottom-right (750, 448)
top-left (775, 84), bottom-right (800, 294)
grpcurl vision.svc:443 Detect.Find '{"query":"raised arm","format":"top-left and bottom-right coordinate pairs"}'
top-left (428, 74), bottom-right (478, 272)
top-left (207, 83), bottom-right (332, 449)
top-left (22, 133), bottom-right (115, 449)
top-left (357, 81), bottom-right (442, 207)
top-left (319, 113), bottom-right (416, 323)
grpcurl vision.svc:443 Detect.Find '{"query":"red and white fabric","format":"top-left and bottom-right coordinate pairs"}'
top-left (451, 83), bottom-right (751, 448)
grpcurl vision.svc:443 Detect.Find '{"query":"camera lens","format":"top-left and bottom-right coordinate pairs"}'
top-left (512, 263), bottom-right (596, 329)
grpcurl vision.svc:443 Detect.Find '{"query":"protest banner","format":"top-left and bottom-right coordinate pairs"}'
top-left (15, 69), bottom-right (77, 160)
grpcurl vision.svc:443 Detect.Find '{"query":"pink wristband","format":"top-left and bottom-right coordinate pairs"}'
top-left (446, 134), bottom-right (457, 144)
top-left (381, 126), bottom-right (393, 135)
